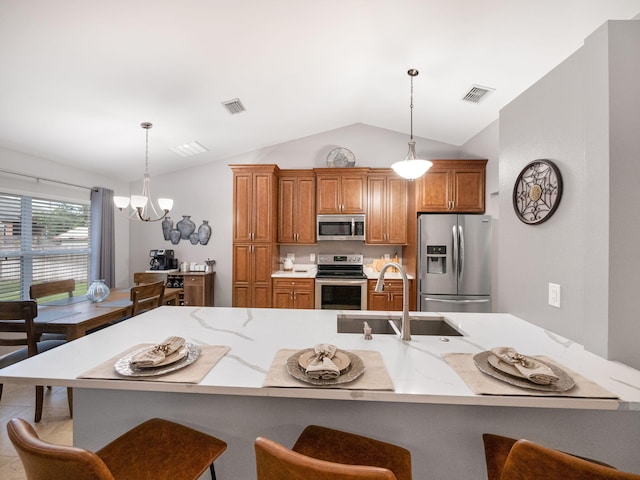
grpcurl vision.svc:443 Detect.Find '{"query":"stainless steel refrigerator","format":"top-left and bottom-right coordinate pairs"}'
top-left (418, 214), bottom-right (492, 313)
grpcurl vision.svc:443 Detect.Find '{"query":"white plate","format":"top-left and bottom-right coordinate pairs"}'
top-left (287, 349), bottom-right (365, 386)
top-left (115, 343), bottom-right (201, 377)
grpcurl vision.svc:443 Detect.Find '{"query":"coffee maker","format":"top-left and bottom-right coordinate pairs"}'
top-left (149, 249), bottom-right (177, 270)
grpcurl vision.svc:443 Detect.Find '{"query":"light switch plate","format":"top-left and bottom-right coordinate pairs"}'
top-left (548, 283), bottom-right (561, 308)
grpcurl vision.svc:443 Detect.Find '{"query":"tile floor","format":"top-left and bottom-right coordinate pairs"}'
top-left (0, 383), bottom-right (72, 480)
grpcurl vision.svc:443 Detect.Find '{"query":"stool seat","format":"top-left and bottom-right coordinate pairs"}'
top-left (8, 417), bottom-right (227, 480)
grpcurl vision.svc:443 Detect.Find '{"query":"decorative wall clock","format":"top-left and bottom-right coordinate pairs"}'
top-left (512, 159), bottom-right (563, 225)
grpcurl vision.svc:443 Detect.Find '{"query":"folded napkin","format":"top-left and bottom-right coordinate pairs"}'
top-left (130, 336), bottom-right (186, 368)
top-left (491, 347), bottom-right (559, 385)
top-left (305, 344), bottom-right (340, 380)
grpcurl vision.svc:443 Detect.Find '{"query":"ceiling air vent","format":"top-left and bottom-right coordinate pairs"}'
top-left (462, 85), bottom-right (495, 104)
top-left (222, 98), bottom-right (246, 114)
top-left (170, 141), bottom-right (208, 157)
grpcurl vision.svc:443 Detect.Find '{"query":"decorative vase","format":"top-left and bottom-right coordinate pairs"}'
top-left (86, 279), bottom-right (110, 303)
top-left (161, 216), bottom-right (173, 241)
top-left (189, 233), bottom-right (199, 245)
top-left (198, 220), bottom-right (211, 245)
top-left (176, 215), bottom-right (196, 240)
top-left (169, 229), bottom-right (181, 244)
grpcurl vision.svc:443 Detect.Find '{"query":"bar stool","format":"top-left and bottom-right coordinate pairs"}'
top-left (256, 425), bottom-right (412, 480)
top-left (483, 433), bottom-right (638, 479)
top-left (8, 417), bottom-right (227, 480)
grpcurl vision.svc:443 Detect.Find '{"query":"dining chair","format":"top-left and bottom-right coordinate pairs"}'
top-left (482, 433), bottom-right (633, 480)
top-left (29, 279), bottom-right (76, 303)
top-left (130, 281), bottom-right (165, 316)
top-left (0, 301), bottom-right (69, 422)
top-left (255, 436), bottom-right (398, 480)
top-left (291, 425), bottom-right (412, 480)
top-left (7, 416), bottom-right (228, 480)
top-left (133, 272), bottom-right (168, 286)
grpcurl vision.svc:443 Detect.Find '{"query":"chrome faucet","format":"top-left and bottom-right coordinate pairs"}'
top-left (375, 262), bottom-right (411, 341)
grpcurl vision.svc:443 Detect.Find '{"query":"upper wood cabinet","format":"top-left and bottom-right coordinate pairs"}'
top-left (278, 170), bottom-right (316, 244)
top-left (314, 168), bottom-right (369, 214)
top-left (416, 160), bottom-right (487, 213)
top-left (231, 164), bottom-right (279, 243)
top-left (367, 170), bottom-right (408, 245)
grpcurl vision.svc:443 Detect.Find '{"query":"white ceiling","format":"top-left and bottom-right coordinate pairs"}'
top-left (1, 1), bottom-right (639, 182)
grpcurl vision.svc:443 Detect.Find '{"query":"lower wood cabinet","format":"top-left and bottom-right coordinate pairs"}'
top-left (272, 278), bottom-right (315, 309)
top-left (233, 244), bottom-right (275, 308)
top-left (367, 279), bottom-right (414, 311)
top-left (166, 272), bottom-right (215, 306)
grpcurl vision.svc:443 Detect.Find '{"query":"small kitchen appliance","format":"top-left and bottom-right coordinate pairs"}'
top-left (317, 214), bottom-right (366, 241)
top-left (315, 254), bottom-right (367, 310)
top-left (149, 249), bottom-right (177, 270)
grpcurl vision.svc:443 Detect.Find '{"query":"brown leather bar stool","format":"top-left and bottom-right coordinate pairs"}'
top-left (8, 417), bottom-right (227, 480)
top-left (255, 436), bottom-right (397, 480)
top-left (483, 433), bottom-right (638, 479)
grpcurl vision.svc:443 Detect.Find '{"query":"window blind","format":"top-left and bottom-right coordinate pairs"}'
top-left (0, 193), bottom-right (90, 300)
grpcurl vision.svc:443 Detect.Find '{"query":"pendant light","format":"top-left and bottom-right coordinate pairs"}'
top-left (392, 69), bottom-right (432, 180)
top-left (113, 122), bottom-right (173, 222)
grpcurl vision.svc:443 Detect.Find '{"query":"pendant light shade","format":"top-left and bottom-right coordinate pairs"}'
top-left (392, 69), bottom-right (432, 180)
top-left (113, 122), bottom-right (173, 222)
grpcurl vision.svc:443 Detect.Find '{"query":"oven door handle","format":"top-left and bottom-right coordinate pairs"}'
top-left (315, 278), bottom-right (368, 286)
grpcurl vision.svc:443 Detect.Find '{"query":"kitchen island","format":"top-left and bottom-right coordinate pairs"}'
top-left (1, 307), bottom-right (640, 479)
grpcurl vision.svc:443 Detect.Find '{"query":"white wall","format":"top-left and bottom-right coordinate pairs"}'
top-left (0, 146), bottom-right (130, 288)
top-left (498, 20), bottom-right (640, 367)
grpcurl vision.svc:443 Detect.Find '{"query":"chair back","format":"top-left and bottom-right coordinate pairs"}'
top-left (130, 281), bottom-right (165, 316)
top-left (133, 272), bottom-right (168, 286)
top-left (255, 436), bottom-right (397, 480)
top-left (7, 417), bottom-right (115, 480)
top-left (29, 279), bottom-right (76, 302)
top-left (0, 300), bottom-right (38, 355)
top-left (500, 439), bottom-right (640, 480)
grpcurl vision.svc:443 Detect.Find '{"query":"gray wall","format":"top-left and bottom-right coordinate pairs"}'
top-left (498, 20), bottom-right (640, 367)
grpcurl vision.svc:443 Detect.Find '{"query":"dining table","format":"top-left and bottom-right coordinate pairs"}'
top-left (1, 287), bottom-right (182, 341)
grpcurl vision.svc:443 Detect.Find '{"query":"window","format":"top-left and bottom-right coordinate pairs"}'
top-left (0, 193), bottom-right (90, 300)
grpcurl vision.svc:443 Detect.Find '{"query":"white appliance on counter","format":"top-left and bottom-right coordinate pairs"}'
top-left (418, 214), bottom-right (492, 313)
top-left (314, 254), bottom-right (367, 310)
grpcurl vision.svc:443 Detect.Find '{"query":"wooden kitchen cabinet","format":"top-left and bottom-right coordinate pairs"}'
top-left (233, 243), bottom-right (274, 308)
top-left (232, 164), bottom-right (279, 243)
top-left (314, 168), bottom-right (369, 214)
top-left (367, 279), bottom-right (414, 311)
top-left (271, 278), bottom-right (315, 309)
top-left (416, 160), bottom-right (486, 213)
top-left (367, 170), bottom-right (408, 245)
top-left (181, 273), bottom-right (214, 306)
top-left (278, 170), bottom-right (316, 244)
top-left (231, 164), bottom-right (279, 307)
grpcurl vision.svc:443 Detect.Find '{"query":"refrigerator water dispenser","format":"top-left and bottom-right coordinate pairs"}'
top-left (426, 245), bottom-right (447, 274)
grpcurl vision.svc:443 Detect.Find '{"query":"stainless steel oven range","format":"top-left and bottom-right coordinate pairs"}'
top-left (314, 254), bottom-right (367, 310)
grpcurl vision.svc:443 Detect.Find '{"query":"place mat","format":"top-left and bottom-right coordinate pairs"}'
top-left (34, 308), bottom-right (80, 323)
top-left (94, 298), bottom-right (132, 308)
top-left (262, 349), bottom-right (394, 391)
top-left (443, 353), bottom-right (618, 398)
top-left (78, 344), bottom-right (230, 383)
top-left (42, 295), bottom-right (88, 306)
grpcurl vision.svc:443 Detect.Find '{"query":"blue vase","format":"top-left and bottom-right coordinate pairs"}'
top-left (86, 279), bottom-right (110, 303)
top-left (176, 215), bottom-right (196, 240)
top-left (161, 216), bottom-right (173, 241)
top-left (198, 220), bottom-right (211, 245)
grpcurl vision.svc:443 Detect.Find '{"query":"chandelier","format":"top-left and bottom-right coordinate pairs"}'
top-left (392, 69), bottom-right (433, 180)
top-left (113, 122), bottom-right (173, 222)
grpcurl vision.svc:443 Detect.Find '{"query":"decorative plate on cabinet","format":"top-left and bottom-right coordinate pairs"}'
top-left (326, 147), bottom-right (356, 168)
top-left (512, 159), bottom-right (563, 225)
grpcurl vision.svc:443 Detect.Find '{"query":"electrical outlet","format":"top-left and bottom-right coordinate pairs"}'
top-left (310, 253), bottom-right (316, 263)
top-left (548, 283), bottom-right (561, 308)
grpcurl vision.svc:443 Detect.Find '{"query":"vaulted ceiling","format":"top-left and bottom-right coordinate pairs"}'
top-left (1, 1), bottom-right (639, 181)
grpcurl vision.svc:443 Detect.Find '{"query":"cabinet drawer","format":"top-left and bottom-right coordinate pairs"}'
top-left (272, 278), bottom-right (314, 290)
top-left (183, 275), bottom-right (205, 286)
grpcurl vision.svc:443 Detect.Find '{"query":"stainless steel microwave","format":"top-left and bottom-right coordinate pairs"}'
top-left (316, 214), bottom-right (366, 241)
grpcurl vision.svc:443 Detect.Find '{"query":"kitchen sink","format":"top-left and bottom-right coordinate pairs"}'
top-left (337, 314), bottom-right (463, 336)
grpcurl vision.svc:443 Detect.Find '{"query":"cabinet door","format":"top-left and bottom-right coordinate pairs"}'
top-left (272, 289), bottom-right (293, 309)
top-left (252, 172), bottom-right (276, 243)
top-left (366, 176), bottom-right (386, 244)
top-left (340, 174), bottom-right (367, 213)
top-left (368, 291), bottom-right (390, 311)
top-left (417, 168), bottom-right (451, 212)
top-left (316, 175), bottom-right (341, 214)
top-left (233, 173), bottom-right (253, 242)
top-left (252, 244), bottom-right (273, 308)
top-left (293, 290), bottom-right (314, 309)
top-left (182, 275), bottom-right (204, 306)
top-left (386, 177), bottom-right (407, 244)
top-left (452, 168), bottom-right (485, 213)
top-left (295, 176), bottom-right (316, 243)
top-left (278, 177), bottom-right (296, 243)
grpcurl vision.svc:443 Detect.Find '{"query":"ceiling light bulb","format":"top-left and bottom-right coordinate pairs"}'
top-left (113, 196), bottom-right (130, 210)
top-left (130, 195), bottom-right (148, 209)
top-left (157, 198), bottom-right (173, 211)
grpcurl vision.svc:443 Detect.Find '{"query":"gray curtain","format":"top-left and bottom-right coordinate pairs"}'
top-left (90, 187), bottom-right (116, 287)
